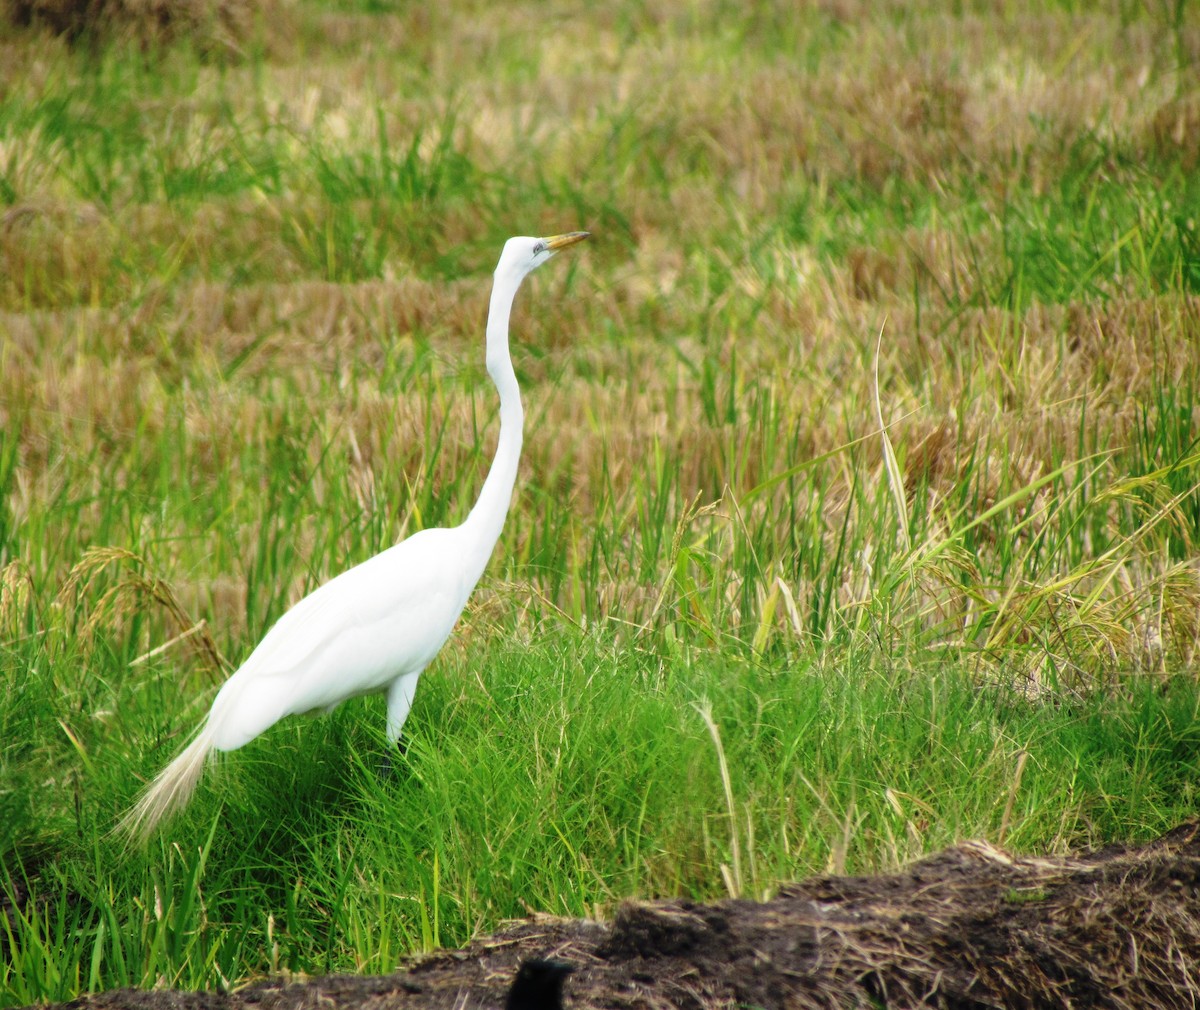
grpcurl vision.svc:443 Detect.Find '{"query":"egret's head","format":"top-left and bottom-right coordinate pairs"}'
top-left (496, 231), bottom-right (589, 281)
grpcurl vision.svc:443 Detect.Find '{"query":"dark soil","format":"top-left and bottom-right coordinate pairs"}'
top-left (47, 822), bottom-right (1200, 1010)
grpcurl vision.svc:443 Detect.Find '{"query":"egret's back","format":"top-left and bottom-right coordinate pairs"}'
top-left (207, 526), bottom-right (475, 751)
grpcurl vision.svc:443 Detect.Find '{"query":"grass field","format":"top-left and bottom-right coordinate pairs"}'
top-left (2, 0), bottom-right (1200, 1003)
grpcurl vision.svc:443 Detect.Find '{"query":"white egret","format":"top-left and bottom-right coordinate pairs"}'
top-left (119, 231), bottom-right (590, 840)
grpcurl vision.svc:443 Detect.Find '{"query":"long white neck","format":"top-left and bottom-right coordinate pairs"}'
top-left (461, 270), bottom-right (524, 572)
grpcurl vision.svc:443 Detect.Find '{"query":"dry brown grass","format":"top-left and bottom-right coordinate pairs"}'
top-left (1, 0), bottom-right (1198, 674)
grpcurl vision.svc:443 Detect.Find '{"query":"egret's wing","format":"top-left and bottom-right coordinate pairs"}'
top-left (208, 529), bottom-right (471, 750)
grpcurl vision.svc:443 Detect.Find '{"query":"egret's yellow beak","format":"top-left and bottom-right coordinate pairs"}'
top-left (543, 231), bottom-right (590, 250)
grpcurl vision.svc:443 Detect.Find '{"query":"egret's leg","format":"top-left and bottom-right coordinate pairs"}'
top-left (378, 671), bottom-right (423, 777)
top-left (385, 670), bottom-right (424, 746)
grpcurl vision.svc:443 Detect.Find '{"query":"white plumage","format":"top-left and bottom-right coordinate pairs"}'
top-left (119, 231), bottom-right (589, 840)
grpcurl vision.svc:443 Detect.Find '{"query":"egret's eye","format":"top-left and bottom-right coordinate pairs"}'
top-left (532, 241), bottom-right (547, 255)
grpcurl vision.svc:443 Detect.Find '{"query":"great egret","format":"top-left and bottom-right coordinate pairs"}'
top-left (119, 231), bottom-right (590, 840)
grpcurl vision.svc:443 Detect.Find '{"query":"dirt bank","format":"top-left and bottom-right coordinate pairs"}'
top-left (50, 821), bottom-right (1200, 1010)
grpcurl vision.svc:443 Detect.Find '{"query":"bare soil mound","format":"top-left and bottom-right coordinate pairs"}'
top-left (50, 821), bottom-right (1200, 1010)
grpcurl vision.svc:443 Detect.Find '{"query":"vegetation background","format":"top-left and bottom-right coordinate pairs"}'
top-left (1, 0), bottom-right (1199, 1002)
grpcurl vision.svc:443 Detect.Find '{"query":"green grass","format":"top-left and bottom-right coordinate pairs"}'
top-left (6, 639), bottom-right (1200, 1001)
top-left (2, 0), bottom-right (1200, 1004)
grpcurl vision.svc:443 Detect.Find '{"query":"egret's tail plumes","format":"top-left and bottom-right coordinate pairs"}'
top-left (118, 722), bottom-right (217, 841)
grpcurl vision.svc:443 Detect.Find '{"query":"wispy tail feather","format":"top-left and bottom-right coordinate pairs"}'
top-left (117, 722), bottom-right (217, 842)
